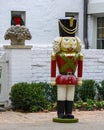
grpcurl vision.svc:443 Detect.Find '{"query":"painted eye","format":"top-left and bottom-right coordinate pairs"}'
top-left (72, 38), bottom-right (76, 42)
top-left (64, 38), bottom-right (69, 42)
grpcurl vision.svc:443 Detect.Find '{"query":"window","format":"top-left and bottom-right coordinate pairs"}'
top-left (97, 17), bottom-right (104, 49)
top-left (65, 12), bottom-right (78, 18)
top-left (11, 11), bottom-right (25, 26)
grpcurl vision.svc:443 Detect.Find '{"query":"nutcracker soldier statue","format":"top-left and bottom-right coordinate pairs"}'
top-left (51, 17), bottom-right (83, 123)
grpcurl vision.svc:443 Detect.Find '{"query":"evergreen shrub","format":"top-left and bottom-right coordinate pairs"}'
top-left (10, 79), bottom-right (104, 112)
top-left (75, 80), bottom-right (99, 102)
top-left (96, 80), bottom-right (104, 100)
top-left (9, 82), bottom-right (57, 112)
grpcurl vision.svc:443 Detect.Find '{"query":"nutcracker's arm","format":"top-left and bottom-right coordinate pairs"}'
top-left (51, 53), bottom-right (56, 86)
top-left (77, 53), bottom-right (83, 86)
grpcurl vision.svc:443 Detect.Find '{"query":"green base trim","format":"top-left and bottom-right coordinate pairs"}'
top-left (53, 117), bottom-right (79, 123)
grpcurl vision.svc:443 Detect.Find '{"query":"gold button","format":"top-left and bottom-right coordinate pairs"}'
top-left (69, 81), bottom-right (71, 83)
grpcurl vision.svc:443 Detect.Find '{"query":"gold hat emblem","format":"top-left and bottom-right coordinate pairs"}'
top-left (70, 17), bottom-right (74, 27)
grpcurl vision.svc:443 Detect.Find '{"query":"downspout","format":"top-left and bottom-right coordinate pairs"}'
top-left (83, 0), bottom-right (89, 49)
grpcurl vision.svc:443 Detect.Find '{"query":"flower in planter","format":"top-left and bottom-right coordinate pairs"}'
top-left (4, 25), bottom-right (32, 45)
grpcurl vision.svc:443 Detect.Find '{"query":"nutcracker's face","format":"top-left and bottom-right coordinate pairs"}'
top-left (60, 37), bottom-right (77, 52)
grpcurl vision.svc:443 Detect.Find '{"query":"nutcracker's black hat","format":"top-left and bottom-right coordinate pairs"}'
top-left (58, 18), bottom-right (77, 37)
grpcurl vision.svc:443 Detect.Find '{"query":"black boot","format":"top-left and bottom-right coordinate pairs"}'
top-left (65, 101), bottom-right (74, 119)
top-left (57, 101), bottom-right (66, 119)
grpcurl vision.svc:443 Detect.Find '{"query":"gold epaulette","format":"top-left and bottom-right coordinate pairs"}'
top-left (79, 53), bottom-right (83, 61)
top-left (51, 53), bottom-right (56, 60)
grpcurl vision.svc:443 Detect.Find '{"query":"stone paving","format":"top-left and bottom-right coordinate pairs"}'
top-left (0, 110), bottom-right (104, 123)
top-left (0, 110), bottom-right (104, 130)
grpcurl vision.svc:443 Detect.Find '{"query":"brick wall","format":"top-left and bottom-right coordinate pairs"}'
top-left (31, 46), bottom-right (104, 82)
top-left (31, 45), bottom-right (52, 83)
top-left (83, 49), bottom-right (104, 81)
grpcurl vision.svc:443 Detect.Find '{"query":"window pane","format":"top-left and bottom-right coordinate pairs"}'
top-left (102, 17), bottom-right (104, 27)
top-left (102, 40), bottom-right (104, 49)
top-left (97, 18), bottom-right (102, 27)
top-left (97, 28), bottom-right (102, 38)
top-left (97, 40), bottom-right (102, 49)
top-left (97, 17), bottom-right (104, 49)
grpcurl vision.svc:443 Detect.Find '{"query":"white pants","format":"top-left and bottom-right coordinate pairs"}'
top-left (57, 85), bottom-right (75, 101)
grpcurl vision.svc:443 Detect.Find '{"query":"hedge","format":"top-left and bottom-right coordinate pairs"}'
top-left (9, 80), bottom-right (104, 112)
top-left (9, 82), bottom-right (57, 112)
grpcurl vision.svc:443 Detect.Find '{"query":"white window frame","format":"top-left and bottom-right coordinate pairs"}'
top-left (96, 16), bottom-right (104, 49)
top-left (92, 14), bottom-right (104, 49)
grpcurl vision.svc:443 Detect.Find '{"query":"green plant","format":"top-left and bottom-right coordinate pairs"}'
top-left (9, 82), bottom-right (57, 112)
top-left (95, 100), bottom-right (104, 109)
top-left (86, 99), bottom-right (96, 110)
top-left (96, 80), bottom-right (104, 100)
top-left (80, 80), bottom-right (97, 102)
top-left (74, 99), bottom-right (104, 111)
top-left (74, 84), bottom-right (82, 102)
top-left (74, 100), bottom-right (83, 109)
top-left (38, 82), bottom-right (57, 104)
top-left (10, 82), bottom-right (32, 111)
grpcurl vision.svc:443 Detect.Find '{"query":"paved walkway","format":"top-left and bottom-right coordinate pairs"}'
top-left (0, 110), bottom-right (104, 130)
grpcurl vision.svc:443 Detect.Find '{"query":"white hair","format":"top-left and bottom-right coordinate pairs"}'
top-left (52, 36), bottom-right (82, 53)
top-left (52, 37), bottom-right (61, 53)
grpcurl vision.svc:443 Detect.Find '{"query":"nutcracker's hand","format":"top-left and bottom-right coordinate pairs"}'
top-left (51, 78), bottom-right (56, 86)
top-left (77, 78), bottom-right (82, 86)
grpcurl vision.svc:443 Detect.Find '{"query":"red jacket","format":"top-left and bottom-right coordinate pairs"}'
top-left (51, 52), bottom-right (83, 85)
